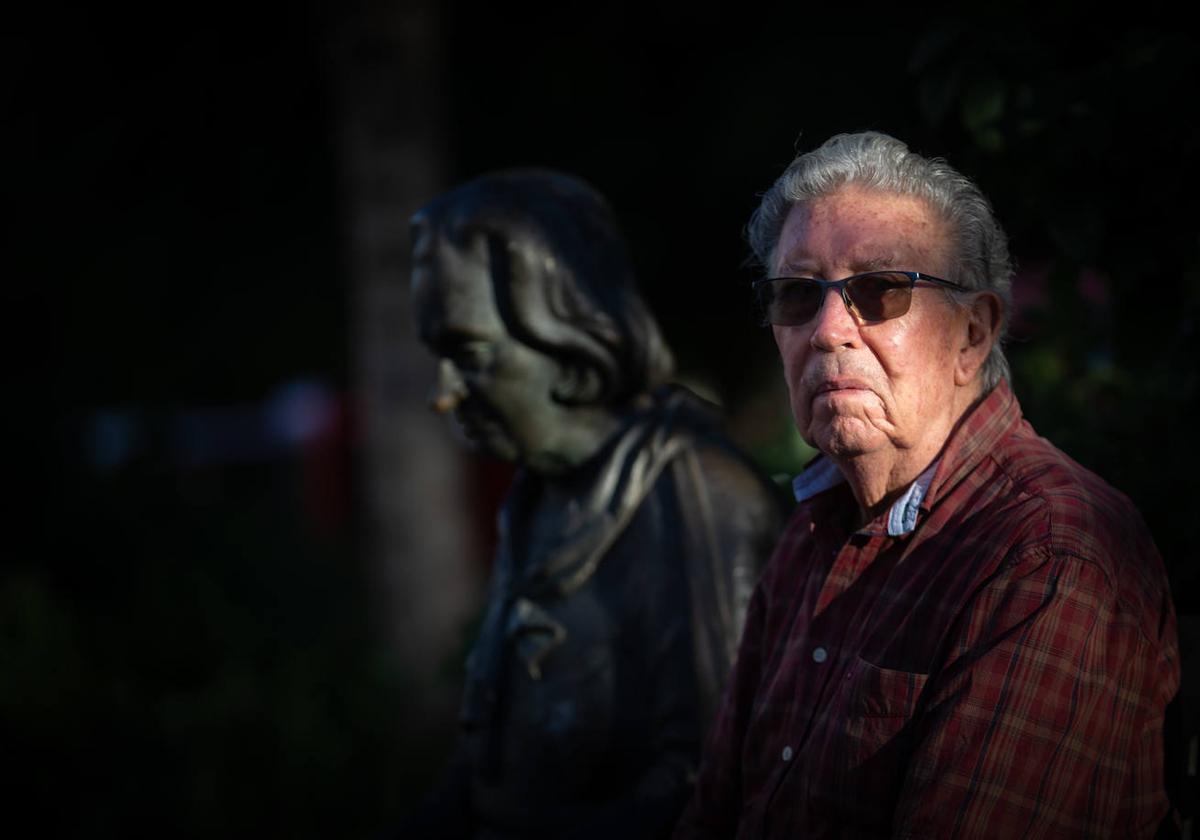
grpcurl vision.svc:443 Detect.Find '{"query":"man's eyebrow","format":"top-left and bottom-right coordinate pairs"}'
top-left (776, 253), bottom-right (900, 277)
top-left (776, 258), bottom-right (817, 276)
top-left (851, 254), bottom-right (901, 272)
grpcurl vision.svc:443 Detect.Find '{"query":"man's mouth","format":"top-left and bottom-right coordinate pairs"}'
top-left (813, 377), bottom-right (872, 396)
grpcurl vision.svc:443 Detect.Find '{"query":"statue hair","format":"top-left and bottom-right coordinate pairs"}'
top-left (746, 131), bottom-right (1013, 390)
top-left (413, 169), bottom-right (675, 407)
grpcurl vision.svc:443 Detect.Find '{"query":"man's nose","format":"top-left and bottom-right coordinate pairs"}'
top-left (430, 358), bottom-right (467, 413)
top-left (809, 285), bottom-right (861, 350)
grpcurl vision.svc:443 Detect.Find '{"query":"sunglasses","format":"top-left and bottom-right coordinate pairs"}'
top-left (752, 270), bottom-right (969, 326)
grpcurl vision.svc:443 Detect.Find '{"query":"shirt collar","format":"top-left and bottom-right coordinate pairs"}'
top-left (790, 380), bottom-right (1023, 537)
top-left (886, 461), bottom-right (937, 536)
top-left (791, 455), bottom-right (936, 537)
top-left (791, 455), bottom-right (844, 503)
top-left (923, 380), bottom-right (1024, 511)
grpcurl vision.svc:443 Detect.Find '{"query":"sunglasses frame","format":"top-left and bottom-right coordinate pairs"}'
top-left (753, 270), bottom-right (969, 326)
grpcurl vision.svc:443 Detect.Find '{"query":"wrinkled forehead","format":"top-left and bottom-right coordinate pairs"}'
top-left (772, 187), bottom-right (951, 277)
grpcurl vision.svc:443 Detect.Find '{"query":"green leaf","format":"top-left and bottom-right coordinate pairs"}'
top-left (961, 78), bottom-right (1006, 131)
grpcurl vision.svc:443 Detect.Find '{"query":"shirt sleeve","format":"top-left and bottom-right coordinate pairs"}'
top-left (892, 548), bottom-right (1179, 839)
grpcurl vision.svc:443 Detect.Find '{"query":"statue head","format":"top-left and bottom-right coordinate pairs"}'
top-left (410, 169), bottom-right (675, 474)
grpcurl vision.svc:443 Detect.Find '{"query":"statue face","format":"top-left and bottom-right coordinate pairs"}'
top-left (411, 225), bottom-right (567, 468)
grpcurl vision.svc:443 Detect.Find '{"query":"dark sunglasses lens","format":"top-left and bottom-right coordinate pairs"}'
top-left (760, 279), bottom-right (822, 325)
top-left (846, 272), bottom-right (913, 320)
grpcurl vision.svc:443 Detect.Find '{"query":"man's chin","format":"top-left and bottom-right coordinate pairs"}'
top-left (810, 420), bottom-right (889, 458)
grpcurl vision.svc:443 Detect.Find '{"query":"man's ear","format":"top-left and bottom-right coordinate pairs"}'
top-left (955, 292), bottom-right (1003, 386)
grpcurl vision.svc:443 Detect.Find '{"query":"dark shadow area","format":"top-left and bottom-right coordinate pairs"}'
top-left (10, 1), bottom-right (1198, 835)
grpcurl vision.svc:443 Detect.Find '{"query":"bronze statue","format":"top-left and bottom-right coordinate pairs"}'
top-left (405, 169), bottom-right (783, 839)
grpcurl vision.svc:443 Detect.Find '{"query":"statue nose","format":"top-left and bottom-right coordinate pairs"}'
top-left (430, 358), bottom-right (467, 413)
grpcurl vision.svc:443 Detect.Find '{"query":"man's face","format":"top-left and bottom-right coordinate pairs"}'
top-left (411, 223), bottom-right (564, 466)
top-left (771, 185), bottom-right (971, 460)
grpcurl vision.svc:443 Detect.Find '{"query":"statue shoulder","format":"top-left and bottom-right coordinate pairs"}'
top-left (647, 385), bottom-right (788, 522)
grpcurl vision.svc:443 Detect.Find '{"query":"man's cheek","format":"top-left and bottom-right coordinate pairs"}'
top-left (790, 390), bottom-right (817, 443)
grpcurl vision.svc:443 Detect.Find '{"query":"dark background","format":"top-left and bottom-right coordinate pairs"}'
top-left (10, 2), bottom-right (1199, 836)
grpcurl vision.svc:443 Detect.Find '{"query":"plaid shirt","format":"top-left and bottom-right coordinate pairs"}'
top-left (674, 381), bottom-right (1179, 839)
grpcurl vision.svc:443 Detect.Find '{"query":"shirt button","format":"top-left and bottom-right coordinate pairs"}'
top-left (782, 745), bottom-right (794, 762)
top-left (812, 646), bottom-right (828, 664)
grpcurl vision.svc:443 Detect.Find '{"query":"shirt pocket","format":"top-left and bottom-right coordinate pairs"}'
top-left (804, 657), bottom-right (931, 830)
top-left (841, 656), bottom-right (928, 776)
top-left (804, 658), bottom-right (929, 831)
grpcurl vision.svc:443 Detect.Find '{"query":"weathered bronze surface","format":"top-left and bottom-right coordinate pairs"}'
top-left (406, 170), bottom-right (783, 839)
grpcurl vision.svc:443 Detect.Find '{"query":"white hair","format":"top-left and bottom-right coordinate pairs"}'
top-left (747, 131), bottom-right (1013, 390)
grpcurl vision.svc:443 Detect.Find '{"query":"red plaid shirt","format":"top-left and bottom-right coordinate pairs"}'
top-left (674, 381), bottom-right (1179, 839)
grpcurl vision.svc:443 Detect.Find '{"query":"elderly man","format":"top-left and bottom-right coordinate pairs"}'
top-left (674, 132), bottom-right (1179, 838)
top-left (404, 169), bottom-right (783, 839)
